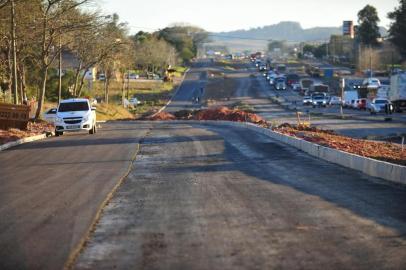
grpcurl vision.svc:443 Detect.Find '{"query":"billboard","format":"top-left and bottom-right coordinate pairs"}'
top-left (343, 21), bottom-right (354, 38)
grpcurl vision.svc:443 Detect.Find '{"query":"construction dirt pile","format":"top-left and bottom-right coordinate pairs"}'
top-left (193, 107), bottom-right (267, 126)
top-left (145, 107), bottom-right (268, 126)
top-left (0, 120), bottom-right (54, 145)
top-left (147, 112), bottom-right (176, 121)
top-left (274, 123), bottom-right (406, 166)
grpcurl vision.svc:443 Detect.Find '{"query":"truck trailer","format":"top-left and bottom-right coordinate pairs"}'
top-left (389, 73), bottom-right (406, 112)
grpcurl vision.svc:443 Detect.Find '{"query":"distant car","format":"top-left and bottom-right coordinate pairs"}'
top-left (362, 78), bottom-right (381, 89)
top-left (291, 83), bottom-right (301, 91)
top-left (368, 98), bottom-right (392, 114)
top-left (129, 97), bottom-right (141, 106)
top-left (275, 78), bottom-right (287, 90)
top-left (268, 74), bottom-right (278, 85)
top-left (266, 71), bottom-right (274, 81)
top-left (312, 93), bottom-right (328, 108)
top-left (259, 64), bottom-right (267, 72)
top-left (286, 73), bottom-right (300, 87)
top-left (328, 96), bottom-right (342, 106)
top-left (303, 96), bottom-right (312, 106)
top-left (98, 74), bottom-right (106, 81)
top-left (356, 98), bottom-right (367, 110)
top-left (125, 73), bottom-right (139, 80)
top-left (43, 108), bottom-right (57, 123)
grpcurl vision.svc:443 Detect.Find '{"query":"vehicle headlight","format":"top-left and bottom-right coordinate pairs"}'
top-left (55, 117), bottom-right (63, 123)
top-left (83, 115), bottom-right (89, 122)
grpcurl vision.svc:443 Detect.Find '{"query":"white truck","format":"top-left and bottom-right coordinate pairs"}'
top-left (343, 90), bottom-right (359, 108)
top-left (389, 73), bottom-right (406, 112)
top-left (54, 98), bottom-right (97, 136)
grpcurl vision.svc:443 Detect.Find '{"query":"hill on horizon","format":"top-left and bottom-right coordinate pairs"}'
top-left (209, 21), bottom-right (387, 52)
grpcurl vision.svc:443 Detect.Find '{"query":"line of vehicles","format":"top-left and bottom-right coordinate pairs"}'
top-left (252, 56), bottom-right (406, 115)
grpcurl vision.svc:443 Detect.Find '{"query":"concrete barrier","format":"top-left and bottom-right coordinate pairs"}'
top-left (164, 120), bottom-right (406, 185)
top-left (0, 134), bottom-right (47, 152)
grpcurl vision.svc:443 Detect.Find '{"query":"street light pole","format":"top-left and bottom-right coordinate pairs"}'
top-left (340, 78), bottom-right (345, 119)
top-left (58, 34), bottom-right (62, 103)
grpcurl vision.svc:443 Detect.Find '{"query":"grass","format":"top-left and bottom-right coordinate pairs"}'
top-left (96, 103), bottom-right (134, 121)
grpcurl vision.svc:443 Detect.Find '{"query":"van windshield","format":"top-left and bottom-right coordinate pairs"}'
top-left (58, 102), bottom-right (89, 112)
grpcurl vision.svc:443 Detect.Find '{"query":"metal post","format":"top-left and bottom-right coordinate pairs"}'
top-left (58, 35), bottom-right (62, 103)
top-left (10, 0), bottom-right (18, 104)
top-left (402, 137), bottom-right (405, 152)
top-left (340, 78), bottom-right (345, 119)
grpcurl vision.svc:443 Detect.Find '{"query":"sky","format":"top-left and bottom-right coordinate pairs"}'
top-left (98, 0), bottom-right (399, 33)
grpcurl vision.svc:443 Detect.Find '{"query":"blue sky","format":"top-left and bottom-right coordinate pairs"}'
top-left (99, 0), bottom-right (399, 33)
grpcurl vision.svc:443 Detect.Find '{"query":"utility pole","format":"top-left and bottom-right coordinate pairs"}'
top-left (340, 78), bottom-right (345, 119)
top-left (10, 0), bottom-right (18, 104)
top-left (369, 44), bottom-right (372, 78)
top-left (58, 35), bottom-right (62, 103)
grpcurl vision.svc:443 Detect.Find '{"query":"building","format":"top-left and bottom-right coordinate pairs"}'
top-left (343, 21), bottom-right (354, 39)
top-left (329, 35), bottom-right (356, 64)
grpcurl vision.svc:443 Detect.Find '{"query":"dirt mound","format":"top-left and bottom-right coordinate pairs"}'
top-left (274, 124), bottom-right (406, 166)
top-left (147, 112), bottom-right (176, 121)
top-left (193, 107), bottom-right (267, 125)
top-left (0, 120), bottom-right (54, 145)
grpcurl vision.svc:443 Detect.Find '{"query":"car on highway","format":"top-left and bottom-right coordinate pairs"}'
top-left (302, 96), bottom-right (312, 106)
top-left (363, 77), bottom-right (381, 89)
top-left (312, 93), bottom-right (328, 108)
top-left (266, 71), bottom-right (274, 81)
top-left (328, 96), bottom-right (342, 106)
top-left (255, 59), bottom-right (261, 67)
top-left (367, 98), bottom-right (392, 114)
top-left (286, 73), bottom-right (300, 87)
top-left (356, 98), bottom-right (367, 110)
top-left (268, 73), bottom-right (278, 85)
top-left (54, 98), bottom-right (97, 136)
top-left (275, 77), bottom-right (287, 90)
top-left (259, 64), bottom-right (267, 72)
top-left (291, 83), bottom-right (302, 92)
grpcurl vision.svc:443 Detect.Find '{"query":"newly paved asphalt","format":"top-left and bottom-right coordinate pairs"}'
top-left (73, 122), bottom-right (406, 269)
top-left (0, 122), bottom-right (152, 270)
top-left (2, 121), bottom-right (406, 270)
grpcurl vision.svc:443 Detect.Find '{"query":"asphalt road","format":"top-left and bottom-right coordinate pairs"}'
top-left (73, 122), bottom-right (406, 269)
top-left (0, 122), bottom-right (152, 270)
top-left (164, 61), bottom-right (209, 113)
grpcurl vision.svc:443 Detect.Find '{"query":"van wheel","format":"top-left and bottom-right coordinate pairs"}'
top-left (55, 130), bottom-right (63, 136)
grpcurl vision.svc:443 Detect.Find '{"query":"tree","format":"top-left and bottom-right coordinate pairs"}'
top-left (357, 5), bottom-right (381, 46)
top-left (158, 26), bottom-right (207, 63)
top-left (314, 43), bottom-right (328, 59)
top-left (34, 0), bottom-right (94, 119)
top-left (133, 36), bottom-right (177, 74)
top-left (388, 0), bottom-right (406, 58)
top-left (268, 40), bottom-right (287, 53)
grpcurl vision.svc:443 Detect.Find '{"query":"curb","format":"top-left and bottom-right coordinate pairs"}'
top-left (0, 133), bottom-right (50, 152)
top-left (146, 120), bottom-right (406, 185)
top-left (152, 68), bottom-right (190, 117)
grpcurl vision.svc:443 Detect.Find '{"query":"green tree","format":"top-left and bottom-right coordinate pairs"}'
top-left (388, 0), bottom-right (406, 58)
top-left (267, 40), bottom-right (286, 53)
top-left (314, 44), bottom-right (328, 59)
top-left (158, 26), bottom-right (207, 63)
top-left (357, 5), bottom-right (381, 46)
